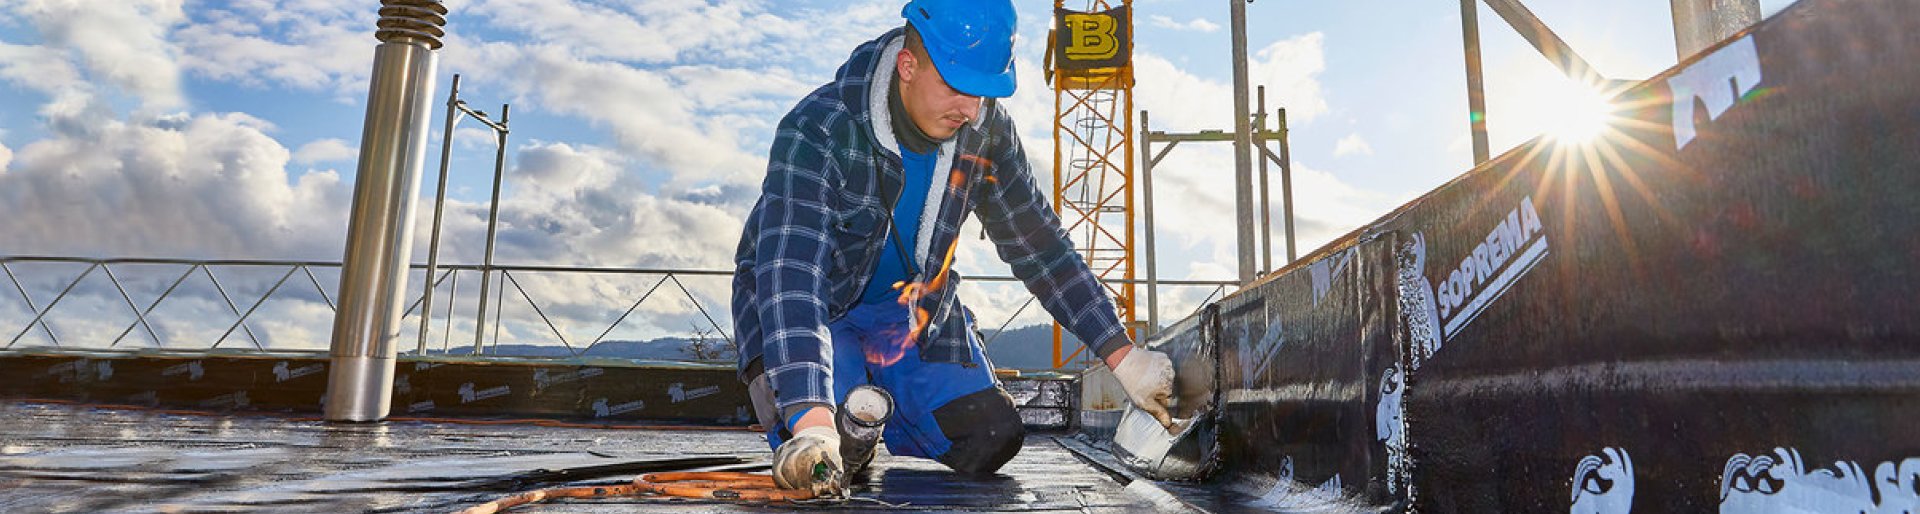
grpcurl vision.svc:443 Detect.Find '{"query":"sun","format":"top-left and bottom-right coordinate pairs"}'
top-left (1496, 69), bottom-right (1623, 147)
top-left (1544, 81), bottom-right (1617, 144)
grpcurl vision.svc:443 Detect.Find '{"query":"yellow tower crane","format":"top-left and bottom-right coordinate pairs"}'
top-left (1047, 1), bottom-right (1136, 368)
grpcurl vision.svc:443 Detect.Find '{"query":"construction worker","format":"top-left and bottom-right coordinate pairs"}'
top-left (731, 0), bottom-right (1176, 494)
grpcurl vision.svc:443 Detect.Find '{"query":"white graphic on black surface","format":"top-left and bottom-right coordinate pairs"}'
top-left (1669, 35), bottom-right (1761, 150)
top-left (1571, 447), bottom-right (1634, 514)
top-left (1376, 364), bottom-right (1408, 494)
top-left (200, 390), bottom-right (249, 409)
top-left (592, 398), bottom-right (647, 418)
top-left (1238, 318), bottom-right (1286, 389)
top-left (163, 361), bottom-right (205, 381)
top-left (534, 367), bottom-right (605, 394)
top-left (272, 361), bottom-right (322, 382)
top-left (50, 359), bottom-right (114, 383)
top-left (1719, 448), bottom-right (1920, 513)
top-left (457, 382), bottom-right (510, 404)
top-left (1875, 459), bottom-right (1920, 512)
top-left (1244, 456), bottom-right (1347, 511)
top-left (669, 382), bottom-right (719, 403)
top-left (1434, 196), bottom-right (1548, 339)
top-left (1308, 248), bottom-right (1355, 307)
top-left (1398, 233), bottom-right (1444, 369)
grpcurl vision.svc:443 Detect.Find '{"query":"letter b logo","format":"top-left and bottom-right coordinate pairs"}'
top-left (1064, 13), bottom-right (1117, 60)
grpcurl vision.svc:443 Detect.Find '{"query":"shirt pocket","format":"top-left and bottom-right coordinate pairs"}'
top-left (829, 206), bottom-right (884, 299)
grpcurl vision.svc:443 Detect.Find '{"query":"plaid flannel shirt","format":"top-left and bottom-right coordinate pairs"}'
top-left (732, 29), bottom-right (1129, 412)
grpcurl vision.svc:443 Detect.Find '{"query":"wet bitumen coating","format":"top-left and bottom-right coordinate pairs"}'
top-left (0, 401), bottom-right (1162, 513)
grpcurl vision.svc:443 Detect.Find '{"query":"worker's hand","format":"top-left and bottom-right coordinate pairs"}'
top-left (1109, 345), bottom-right (1176, 431)
top-left (773, 423), bottom-right (843, 495)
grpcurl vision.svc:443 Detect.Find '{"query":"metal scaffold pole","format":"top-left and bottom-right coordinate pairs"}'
top-left (1229, 0), bottom-right (1256, 284)
top-left (1461, 0), bottom-right (1492, 165)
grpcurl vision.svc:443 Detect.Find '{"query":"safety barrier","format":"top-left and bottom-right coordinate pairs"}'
top-left (1124, 0), bottom-right (1920, 511)
top-left (0, 257), bottom-right (739, 357)
top-left (0, 256), bottom-right (1228, 369)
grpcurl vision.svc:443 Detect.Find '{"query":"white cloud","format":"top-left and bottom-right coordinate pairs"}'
top-left (0, 112), bottom-right (350, 260)
top-left (0, 42), bottom-right (86, 97)
top-left (292, 138), bottom-right (355, 164)
top-left (11, 0), bottom-right (186, 112)
top-left (468, 0), bottom-right (737, 63)
top-left (445, 42), bottom-right (805, 190)
top-left (0, 141), bottom-right (11, 171)
top-left (1250, 33), bottom-right (1329, 125)
top-left (1125, 32), bottom-right (1329, 134)
top-left (171, 3), bottom-right (370, 100)
top-left (1148, 15), bottom-right (1221, 33)
top-left (487, 141), bottom-right (744, 268)
top-left (453, 126), bottom-right (498, 150)
top-left (1334, 132), bottom-right (1373, 157)
top-left (393, 141), bottom-right (751, 343)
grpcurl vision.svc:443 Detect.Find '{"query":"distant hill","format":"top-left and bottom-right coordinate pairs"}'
top-left (977, 324), bottom-right (1092, 370)
top-left (436, 324), bottom-right (1101, 370)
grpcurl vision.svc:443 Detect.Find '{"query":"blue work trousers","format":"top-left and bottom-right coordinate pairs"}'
top-left (764, 300), bottom-right (1000, 461)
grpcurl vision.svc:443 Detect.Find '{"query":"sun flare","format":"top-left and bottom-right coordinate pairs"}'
top-left (1547, 83), bottom-right (1615, 143)
top-left (1501, 72), bottom-right (1623, 146)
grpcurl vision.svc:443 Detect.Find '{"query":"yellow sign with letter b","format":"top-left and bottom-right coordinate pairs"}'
top-left (1064, 13), bottom-right (1119, 61)
top-left (1052, 6), bottom-right (1130, 71)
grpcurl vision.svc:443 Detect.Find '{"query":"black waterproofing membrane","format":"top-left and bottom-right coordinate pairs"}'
top-left (0, 352), bottom-right (1077, 430)
top-left (1127, 0), bottom-right (1920, 511)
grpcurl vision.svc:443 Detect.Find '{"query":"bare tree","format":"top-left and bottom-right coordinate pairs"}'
top-left (682, 323), bottom-right (735, 361)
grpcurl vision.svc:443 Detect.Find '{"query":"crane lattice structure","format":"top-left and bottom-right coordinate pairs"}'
top-left (1049, 0), bottom-right (1136, 368)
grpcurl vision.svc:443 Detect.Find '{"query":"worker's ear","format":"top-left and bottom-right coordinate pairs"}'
top-left (896, 47), bottom-right (918, 84)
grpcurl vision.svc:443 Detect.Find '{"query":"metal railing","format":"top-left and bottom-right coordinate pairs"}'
top-left (1, 255), bottom-right (1235, 367)
top-left (3, 256), bottom-right (341, 351)
top-left (405, 263), bottom-right (733, 358)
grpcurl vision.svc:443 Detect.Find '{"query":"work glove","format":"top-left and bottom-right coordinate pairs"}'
top-left (773, 425), bottom-right (844, 495)
top-left (1111, 347), bottom-right (1177, 431)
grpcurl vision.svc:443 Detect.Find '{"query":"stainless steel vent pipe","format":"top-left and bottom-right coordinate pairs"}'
top-left (1671, 0), bottom-right (1761, 60)
top-left (326, 0), bottom-right (447, 422)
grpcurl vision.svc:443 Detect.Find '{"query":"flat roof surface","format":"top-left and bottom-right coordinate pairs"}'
top-left (0, 401), bottom-right (1163, 513)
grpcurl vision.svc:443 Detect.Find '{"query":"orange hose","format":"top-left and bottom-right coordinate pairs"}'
top-left (633, 471), bottom-right (818, 501)
top-left (454, 471), bottom-right (817, 513)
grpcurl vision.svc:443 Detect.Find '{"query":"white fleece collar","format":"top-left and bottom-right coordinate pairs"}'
top-left (867, 34), bottom-right (956, 268)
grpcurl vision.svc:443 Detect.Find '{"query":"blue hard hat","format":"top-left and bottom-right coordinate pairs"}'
top-left (901, 0), bottom-right (1017, 98)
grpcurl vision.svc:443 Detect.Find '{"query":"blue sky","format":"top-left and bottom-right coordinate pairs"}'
top-left (0, 0), bottom-right (1795, 347)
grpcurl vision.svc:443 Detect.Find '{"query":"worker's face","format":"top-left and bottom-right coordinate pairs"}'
top-left (897, 46), bottom-right (983, 141)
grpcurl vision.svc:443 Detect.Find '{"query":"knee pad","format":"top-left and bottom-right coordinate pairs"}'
top-left (747, 371), bottom-right (784, 441)
top-left (931, 387), bottom-right (1025, 476)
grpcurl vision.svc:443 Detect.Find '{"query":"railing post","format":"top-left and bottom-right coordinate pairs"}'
top-left (473, 104), bottom-right (509, 355)
top-left (418, 74), bottom-right (462, 355)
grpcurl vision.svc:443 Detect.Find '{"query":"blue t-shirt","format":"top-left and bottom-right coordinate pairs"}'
top-left (860, 145), bottom-right (937, 304)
